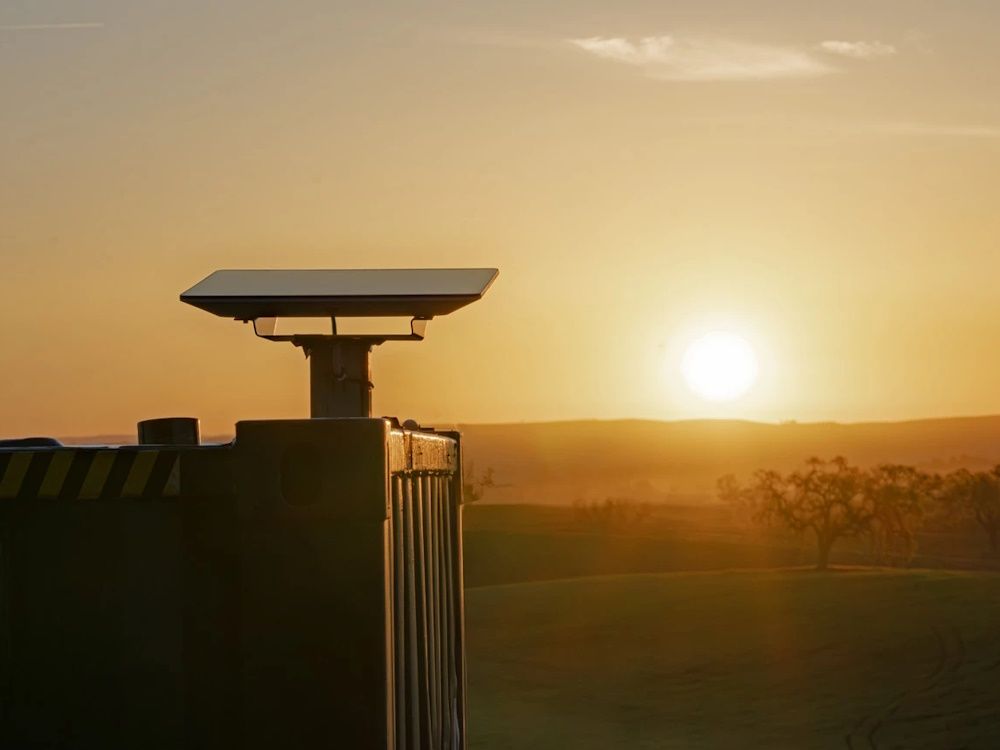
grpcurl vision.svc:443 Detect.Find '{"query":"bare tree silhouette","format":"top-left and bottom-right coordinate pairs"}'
top-left (864, 464), bottom-right (932, 565)
top-left (942, 467), bottom-right (1000, 554)
top-left (719, 457), bottom-right (925, 570)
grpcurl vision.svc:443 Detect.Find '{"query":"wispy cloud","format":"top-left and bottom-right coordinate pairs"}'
top-left (689, 114), bottom-right (1000, 140)
top-left (0, 22), bottom-right (104, 31)
top-left (568, 35), bottom-right (835, 82)
top-left (868, 122), bottom-right (1000, 138)
top-left (819, 40), bottom-right (897, 59)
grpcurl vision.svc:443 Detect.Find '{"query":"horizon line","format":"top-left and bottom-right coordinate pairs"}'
top-left (36, 411), bottom-right (1000, 443)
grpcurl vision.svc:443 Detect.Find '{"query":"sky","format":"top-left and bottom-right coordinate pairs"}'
top-left (2, 0), bottom-right (1000, 437)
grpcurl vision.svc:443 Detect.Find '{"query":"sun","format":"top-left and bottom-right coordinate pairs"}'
top-left (681, 331), bottom-right (759, 402)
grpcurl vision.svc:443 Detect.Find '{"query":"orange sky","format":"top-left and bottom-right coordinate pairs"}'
top-left (2, 1), bottom-right (1000, 437)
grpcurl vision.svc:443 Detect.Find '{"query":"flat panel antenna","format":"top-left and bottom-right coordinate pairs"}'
top-left (181, 268), bottom-right (498, 418)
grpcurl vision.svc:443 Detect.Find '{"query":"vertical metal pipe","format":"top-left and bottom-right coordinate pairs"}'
top-left (425, 476), bottom-right (441, 746)
top-left (426, 476), bottom-right (445, 747)
top-left (403, 478), bottom-right (422, 748)
top-left (424, 475), bottom-right (440, 746)
top-left (435, 477), bottom-right (449, 749)
top-left (440, 478), bottom-right (457, 746)
top-left (450, 469), bottom-right (468, 749)
top-left (392, 477), bottom-right (407, 750)
top-left (413, 477), bottom-right (433, 748)
top-left (438, 477), bottom-right (455, 750)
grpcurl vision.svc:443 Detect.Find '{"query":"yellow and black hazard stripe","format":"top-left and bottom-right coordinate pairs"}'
top-left (0, 449), bottom-right (180, 501)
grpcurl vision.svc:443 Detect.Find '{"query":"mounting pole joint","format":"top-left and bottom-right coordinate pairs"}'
top-left (303, 339), bottom-right (374, 418)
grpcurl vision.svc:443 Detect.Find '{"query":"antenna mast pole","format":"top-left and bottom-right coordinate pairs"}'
top-left (304, 340), bottom-right (374, 418)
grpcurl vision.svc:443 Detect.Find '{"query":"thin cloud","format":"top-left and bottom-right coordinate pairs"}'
top-left (669, 114), bottom-right (1000, 140)
top-left (568, 35), bottom-right (835, 82)
top-left (0, 22), bottom-right (104, 31)
top-left (869, 122), bottom-right (1000, 138)
top-left (819, 40), bottom-right (896, 59)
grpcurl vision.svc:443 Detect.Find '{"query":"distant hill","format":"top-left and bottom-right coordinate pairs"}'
top-left (54, 415), bottom-right (1000, 505)
top-left (456, 416), bottom-right (1000, 504)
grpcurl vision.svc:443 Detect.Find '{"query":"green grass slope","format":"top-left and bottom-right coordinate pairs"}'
top-left (464, 527), bottom-right (803, 587)
top-left (467, 569), bottom-right (1000, 749)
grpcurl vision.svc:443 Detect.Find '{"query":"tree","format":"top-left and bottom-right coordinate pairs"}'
top-left (462, 462), bottom-right (496, 504)
top-left (944, 468), bottom-right (1000, 554)
top-left (717, 473), bottom-right (755, 529)
top-left (727, 457), bottom-right (873, 570)
top-left (926, 469), bottom-right (973, 533)
top-left (572, 497), bottom-right (651, 529)
top-left (716, 473), bottom-right (745, 508)
top-left (970, 469), bottom-right (1000, 554)
top-left (864, 464), bottom-right (932, 565)
top-left (938, 468), bottom-right (1000, 554)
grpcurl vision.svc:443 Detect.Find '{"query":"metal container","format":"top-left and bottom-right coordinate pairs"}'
top-left (0, 419), bottom-right (466, 750)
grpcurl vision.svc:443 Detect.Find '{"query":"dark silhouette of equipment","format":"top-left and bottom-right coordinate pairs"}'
top-left (181, 268), bottom-right (497, 418)
top-left (0, 267), bottom-right (497, 749)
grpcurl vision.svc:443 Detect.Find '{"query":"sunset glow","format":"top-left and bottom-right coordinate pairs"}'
top-left (3, 2), bottom-right (1000, 437)
top-left (681, 332), bottom-right (759, 402)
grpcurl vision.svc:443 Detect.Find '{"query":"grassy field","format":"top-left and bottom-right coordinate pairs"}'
top-left (463, 503), bottom-right (806, 588)
top-left (463, 504), bottom-right (1000, 748)
top-left (463, 504), bottom-right (1000, 588)
top-left (466, 568), bottom-right (1000, 749)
